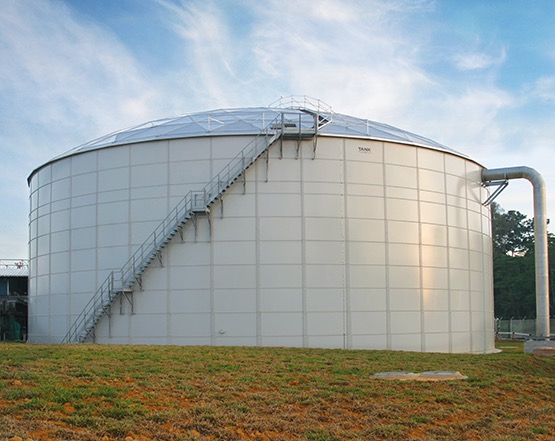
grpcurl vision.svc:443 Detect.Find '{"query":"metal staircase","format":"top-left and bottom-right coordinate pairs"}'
top-left (62, 109), bottom-right (330, 343)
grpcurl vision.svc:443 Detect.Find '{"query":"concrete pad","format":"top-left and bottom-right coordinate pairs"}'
top-left (372, 371), bottom-right (419, 380)
top-left (419, 371), bottom-right (468, 381)
top-left (524, 339), bottom-right (555, 354)
top-left (372, 371), bottom-right (467, 381)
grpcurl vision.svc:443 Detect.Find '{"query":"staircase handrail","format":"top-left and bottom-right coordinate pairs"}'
top-left (117, 113), bottom-right (284, 289)
top-left (62, 113), bottom-right (287, 343)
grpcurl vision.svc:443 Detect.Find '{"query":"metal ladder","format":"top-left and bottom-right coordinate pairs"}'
top-left (62, 110), bottom-right (329, 343)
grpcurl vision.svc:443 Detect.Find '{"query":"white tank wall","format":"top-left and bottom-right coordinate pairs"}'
top-left (28, 135), bottom-right (494, 353)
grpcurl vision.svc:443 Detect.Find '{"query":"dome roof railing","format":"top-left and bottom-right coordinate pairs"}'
top-left (269, 95), bottom-right (334, 114)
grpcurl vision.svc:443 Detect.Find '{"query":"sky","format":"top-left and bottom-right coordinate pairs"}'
top-left (1, 0), bottom-right (554, 259)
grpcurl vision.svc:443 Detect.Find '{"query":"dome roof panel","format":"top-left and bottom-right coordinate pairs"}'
top-left (31, 101), bottom-right (469, 181)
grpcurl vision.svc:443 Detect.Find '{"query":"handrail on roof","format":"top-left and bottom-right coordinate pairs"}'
top-left (0, 259), bottom-right (28, 269)
top-left (269, 96), bottom-right (333, 114)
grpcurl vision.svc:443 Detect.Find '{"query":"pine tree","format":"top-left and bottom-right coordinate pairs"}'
top-left (491, 202), bottom-right (554, 319)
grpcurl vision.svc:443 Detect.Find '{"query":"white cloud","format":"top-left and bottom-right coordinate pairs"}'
top-left (417, 87), bottom-right (513, 148)
top-left (245, 0), bottom-right (438, 117)
top-left (155, 0), bottom-right (443, 119)
top-left (529, 76), bottom-right (555, 102)
top-left (453, 49), bottom-right (506, 71)
top-left (0, 0), bottom-right (178, 256)
top-left (156, 0), bottom-right (262, 110)
top-left (0, 0), bottom-right (167, 149)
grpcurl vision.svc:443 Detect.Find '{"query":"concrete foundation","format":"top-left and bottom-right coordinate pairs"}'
top-left (524, 339), bottom-right (555, 354)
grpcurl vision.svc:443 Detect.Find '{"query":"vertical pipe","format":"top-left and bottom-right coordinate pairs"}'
top-left (482, 166), bottom-right (550, 338)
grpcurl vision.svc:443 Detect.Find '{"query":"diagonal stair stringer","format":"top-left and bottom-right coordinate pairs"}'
top-left (62, 110), bottom-right (328, 343)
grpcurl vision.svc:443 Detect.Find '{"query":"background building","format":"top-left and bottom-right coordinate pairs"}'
top-left (27, 97), bottom-right (494, 353)
top-left (0, 259), bottom-right (28, 341)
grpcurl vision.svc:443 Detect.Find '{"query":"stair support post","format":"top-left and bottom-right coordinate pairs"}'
top-left (265, 150), bottom-right (270, 182)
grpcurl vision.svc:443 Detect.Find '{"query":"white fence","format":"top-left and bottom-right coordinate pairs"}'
top-left (495, 318), bottom-right (555, 339)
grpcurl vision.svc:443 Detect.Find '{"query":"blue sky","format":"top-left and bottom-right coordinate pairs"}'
top-left (1, 0), bottom-right (554, 258)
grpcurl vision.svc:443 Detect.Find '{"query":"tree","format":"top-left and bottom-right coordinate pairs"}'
top-left (491, 202), bottom-right (536, 318)
top-left (491, 202), bottom-right (534, 256)
top-left (493, 250), bottom-right (535, 319)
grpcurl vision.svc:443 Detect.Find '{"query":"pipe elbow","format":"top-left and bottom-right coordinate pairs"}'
top-left (482, 166), bottom-right (545, 190)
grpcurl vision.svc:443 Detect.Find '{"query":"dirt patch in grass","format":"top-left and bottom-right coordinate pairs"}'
top-left (0, 341), bottom-right (553, 440)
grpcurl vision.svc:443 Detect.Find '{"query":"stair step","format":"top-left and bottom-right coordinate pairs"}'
top-left (70, 123), bottom-right (279, 343)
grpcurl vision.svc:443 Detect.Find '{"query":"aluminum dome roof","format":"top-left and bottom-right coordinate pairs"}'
top-left (31, 97), bottom-right (468, 181)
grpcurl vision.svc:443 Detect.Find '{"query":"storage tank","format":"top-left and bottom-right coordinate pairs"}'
top-left (28, 97), bottom-right (494, 353)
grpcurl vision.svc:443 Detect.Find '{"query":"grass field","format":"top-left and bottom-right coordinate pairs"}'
top-left (1, 341), bottom-right (554, 441)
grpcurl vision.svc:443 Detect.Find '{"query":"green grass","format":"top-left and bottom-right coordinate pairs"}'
top-left (0, 340), bottom-right (553, 440)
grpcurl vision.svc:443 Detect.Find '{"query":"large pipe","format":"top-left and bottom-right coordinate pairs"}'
top-left (482, 166), bottom-right (550, 339)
